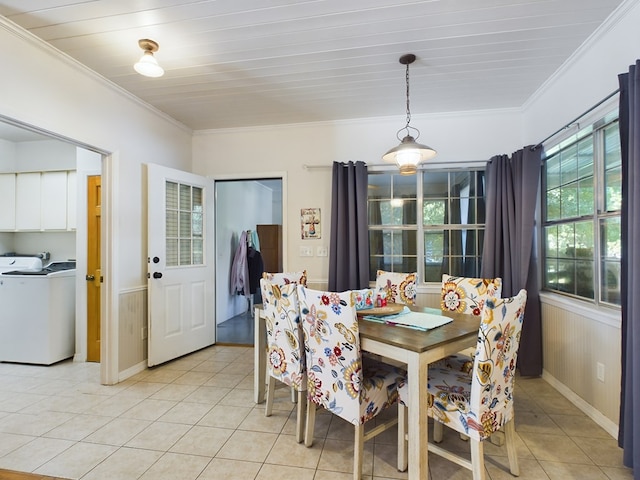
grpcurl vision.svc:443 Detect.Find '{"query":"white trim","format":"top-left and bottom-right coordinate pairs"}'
top-left (542, 369), bottom-right (619, 438)
top-left (120, 285), bottom-right (147, 295)
top-left (0, 17), bottom-right (191, 135)
top-left (539, 291), bottom-right (621, 328)
top-left (101, 152), bottom-right (119, 385)
top-left (118, 361), bottom-right (147, 382)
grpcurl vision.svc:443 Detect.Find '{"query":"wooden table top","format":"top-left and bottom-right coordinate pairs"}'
top-left (357, 306), bottom-right (479, 354)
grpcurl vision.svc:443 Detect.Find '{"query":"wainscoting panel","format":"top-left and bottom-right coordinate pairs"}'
top-left (119, 287), bottom-right (148, 372)
top-left (541, 299), bottom-right (621, 425)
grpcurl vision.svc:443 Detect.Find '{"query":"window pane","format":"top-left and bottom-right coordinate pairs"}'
top-left (575, 221), bottom-right (594, 257)
top-left (546, 188), bottom-right (561, 221)
top-left (600, 217), bottom-right (621, 305)
top-left (546, 154), bottom-right (561, 190)
top-left (577, 137), bottom-right (594, 180)
top-left (179, 239), bottom-right (192, 265)
top-left (180, 212), bottom-right (191, 237)
top-left (576, 260), bottom-right (594, 299)
top-left (166, 239), bottom-right (178, 267)
top-left (166, 182), bottom-right (178, 209)
top-left (368, 173), bottom-right (392, 199)
top-left (557, 224), bottom-right (575, 258)
top-left (423, 200), bottom-right (446, 225)
top-left (560, 144), bottom-right (578, 185)
top-left (545, 225), bottom-right (558, 258)
top-left (560, 182), bottom-right (578, 218)
top-left (545, 258), bottom-right (558, 290)
top-left (577, 177), bottom-right (594, 216)
top-left (557, 260), bottom-right (575, 294)
top-left (605, 167), bottom-right (622, 212)
top-left (179, 184), bottom-right (191, 210)
top-left (368, 229), bottom-right (417, 280)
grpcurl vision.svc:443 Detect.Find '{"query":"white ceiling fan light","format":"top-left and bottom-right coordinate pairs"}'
top-left (134, 39), bottom-right (164, 78)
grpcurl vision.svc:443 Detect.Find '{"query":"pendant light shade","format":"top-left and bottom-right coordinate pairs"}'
top-left (134, 39), bottom-right (164, 78)
top-left (383, 54), bottom-right (436, 175)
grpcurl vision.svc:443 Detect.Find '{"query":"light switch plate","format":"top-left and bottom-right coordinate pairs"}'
top-left (300, 246), bottom-right (313, 257)
top-left (316, 246), bottom-right (328, 257)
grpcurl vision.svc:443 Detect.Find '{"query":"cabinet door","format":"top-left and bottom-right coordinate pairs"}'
top-left (41, 171), bottom-right (68, 230)
top-left (67, 171), bottom-right (77, 230)
top-left (15, 173), bottom-right (41, 230)
top-left (0, 174), bottom-right (16, 230)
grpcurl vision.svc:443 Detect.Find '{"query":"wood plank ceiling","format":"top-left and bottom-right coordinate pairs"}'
top-left (0, 0), bottom-right (626, 130)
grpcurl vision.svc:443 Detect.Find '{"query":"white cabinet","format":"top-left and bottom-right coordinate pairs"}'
top-left (15, 173), bottom-right (41, 230)
top-left (2, 171), bottom-right (76, 231)
top-left (0, 174), bottom-right (16, 230)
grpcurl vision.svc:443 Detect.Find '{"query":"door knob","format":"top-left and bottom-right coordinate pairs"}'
top-left (86, 274), bottom-right (95, 281)
top-left (153, 272), bottom-right (163, 279)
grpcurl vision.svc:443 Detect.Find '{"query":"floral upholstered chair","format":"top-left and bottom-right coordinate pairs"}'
top-left (398, 289), bottom-right (527, 480)
top-left (440, 275), bottom-right (502, 316)
top-left (297, 285), bottom-right (408, 479)
top-left (439, 275), bottom-right (503, 373)
top-left (260, 278), bottom-right (306, 442)
top-left (262, 270), bottom-right (307, 287)
top-left (375, 270), bottom-right (417, 305)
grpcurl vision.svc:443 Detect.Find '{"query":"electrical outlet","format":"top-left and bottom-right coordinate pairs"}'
top-left (316, 246), bottom-right (328, 257)
top-left (597, 362), bottom-right (605, 382)
top-left (299, 246), bottom-right (313, 257)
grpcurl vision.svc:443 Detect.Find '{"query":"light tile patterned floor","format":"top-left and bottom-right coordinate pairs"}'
top-left (0, 345), bottom-right (633, 480)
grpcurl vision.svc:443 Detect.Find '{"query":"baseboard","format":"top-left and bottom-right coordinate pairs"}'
top-left (118, 360), bottom-right (148, 382)
top-left (542, 369), bottom-right (618, 438)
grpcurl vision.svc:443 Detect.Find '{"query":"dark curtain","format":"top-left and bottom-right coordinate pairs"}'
top-left (618, 59), bottom-right (640, 477)
top-left (328, 161), bottom-right (369, 291)
top-left (481, 147), bottom-right (543, 376)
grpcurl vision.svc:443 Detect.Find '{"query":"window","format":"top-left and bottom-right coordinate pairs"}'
top-left (368, 169), bottom-right (486, 283)
top-left (542, 112), bottom-right (621, 306)
top-left (165, 181), bottom-right (204, 266)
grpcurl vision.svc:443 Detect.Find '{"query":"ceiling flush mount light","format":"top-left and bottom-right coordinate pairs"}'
top-left (134, 39), bottom-right (164, 78)
top-left (382, 54), bottom-right (437, 175)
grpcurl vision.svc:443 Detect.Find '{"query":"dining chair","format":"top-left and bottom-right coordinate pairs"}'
top-left (262, 270), bottom-right (307, 287)
top-left (297, 285), bottom-right (408, 479)
top-left (375, 270), bottom-right (417, 305)
top-left (439, 275), bottom-right (503, 372)
top-left (260, 278), bottom-right (306, 442)
top-left (398, 289), bottom-right (528, 480)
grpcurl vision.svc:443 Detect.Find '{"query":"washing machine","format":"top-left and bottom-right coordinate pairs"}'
top-left (0, 257), bottom-right (76, 365)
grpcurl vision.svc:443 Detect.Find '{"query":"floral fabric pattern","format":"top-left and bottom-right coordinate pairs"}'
top-left (297, 285), bottom-right (406, 426)
top-left (262, 270), bottom-right (307, 287)
top-left (399, 289), bottom-right (527, 441)
top-left (350, 288), bottom-right (375, 310)
top-left (260, 279), bottom-right (306, 391)
top-left (440, 275), bottom-right (502, 316)
top-left (375, 270), bottom-right (417, 305)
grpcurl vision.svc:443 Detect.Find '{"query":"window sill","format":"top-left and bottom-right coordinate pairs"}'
top-left (539, 291), bottom-right (621, 328)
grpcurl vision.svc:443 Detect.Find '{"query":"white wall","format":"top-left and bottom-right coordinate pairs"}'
top-left (193, 109), bottom-right (522, 285)
top-left (0, 18), bottom-right (192, 380)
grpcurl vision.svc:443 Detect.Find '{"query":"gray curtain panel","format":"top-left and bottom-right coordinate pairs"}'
top-left (481, 147), bottom-right (543, 377)
top-left (328, 161), bottom-right (369, 291)
top-left (618, 60), bottom-right (640, 477)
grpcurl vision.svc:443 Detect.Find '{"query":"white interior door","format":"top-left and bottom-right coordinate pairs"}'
top-left (147, 163), bottom-right (214, 367)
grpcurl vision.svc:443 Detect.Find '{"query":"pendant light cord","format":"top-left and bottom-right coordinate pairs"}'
top-left (405, 61), bottom-right (412, 130)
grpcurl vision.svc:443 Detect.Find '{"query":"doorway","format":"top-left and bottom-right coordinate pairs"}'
top-left (214, 178), bottom-right (283, 345)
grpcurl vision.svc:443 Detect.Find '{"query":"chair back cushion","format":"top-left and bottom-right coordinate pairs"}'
top-left (375, 270), bottom-right (417, 305)
top-left (297, 286), bottom-right (364, 424)
top-left (263, 270), bottom-right (307, 287)
top-left (427, 289), bottom-right (527, 440)
top-left (260, 278), bottom-right (305, 391)
top-left (440, 275), bottom-right (502, 316)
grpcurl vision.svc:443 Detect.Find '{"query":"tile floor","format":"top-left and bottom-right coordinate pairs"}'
top-left (0, 345), bottom-right (633, 480)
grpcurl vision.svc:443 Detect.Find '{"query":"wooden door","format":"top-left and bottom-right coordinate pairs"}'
top-left (87, 175), bottom-right (101, 362)
top-left (257, 224), bottom-right (282, 273)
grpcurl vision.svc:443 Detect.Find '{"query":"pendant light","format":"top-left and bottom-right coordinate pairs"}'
top-left (382, 54), bottom-right (436, 175)
top-left (134, 39), bottom-right (164, 78)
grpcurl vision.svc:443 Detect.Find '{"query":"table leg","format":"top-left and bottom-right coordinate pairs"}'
top-left (254, 305), bottom-right (266, 404)
top-left (407, 351), bottom-right (429, 479)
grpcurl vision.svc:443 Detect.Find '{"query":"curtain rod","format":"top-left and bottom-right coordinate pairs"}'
top-left (532, 88), bottom-right (619, 150)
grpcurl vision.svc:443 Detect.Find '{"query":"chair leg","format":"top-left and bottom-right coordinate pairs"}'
top-left (504, 419), bottom-right (520, 476)
top-left (354, 424), bottom-right (364, 480)
top-left (433, 420), bottom-right (444, 443)
top-left (397, 403), bottom-right (408, 472)
top-left (304, 399), bottom-right (316, 447)
top-left (295, 390), bottom-right (306, 443)
top-left (265, 376), bottom-right (276, 417)
top-left (470, 438), bottom-right (486, 480)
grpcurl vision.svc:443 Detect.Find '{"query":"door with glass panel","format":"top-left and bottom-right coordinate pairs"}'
top-left (147, 163), bottom-right (214, 367)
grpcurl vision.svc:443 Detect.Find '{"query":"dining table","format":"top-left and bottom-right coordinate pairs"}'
top-left (253, 302), bottom-right (480, 480)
